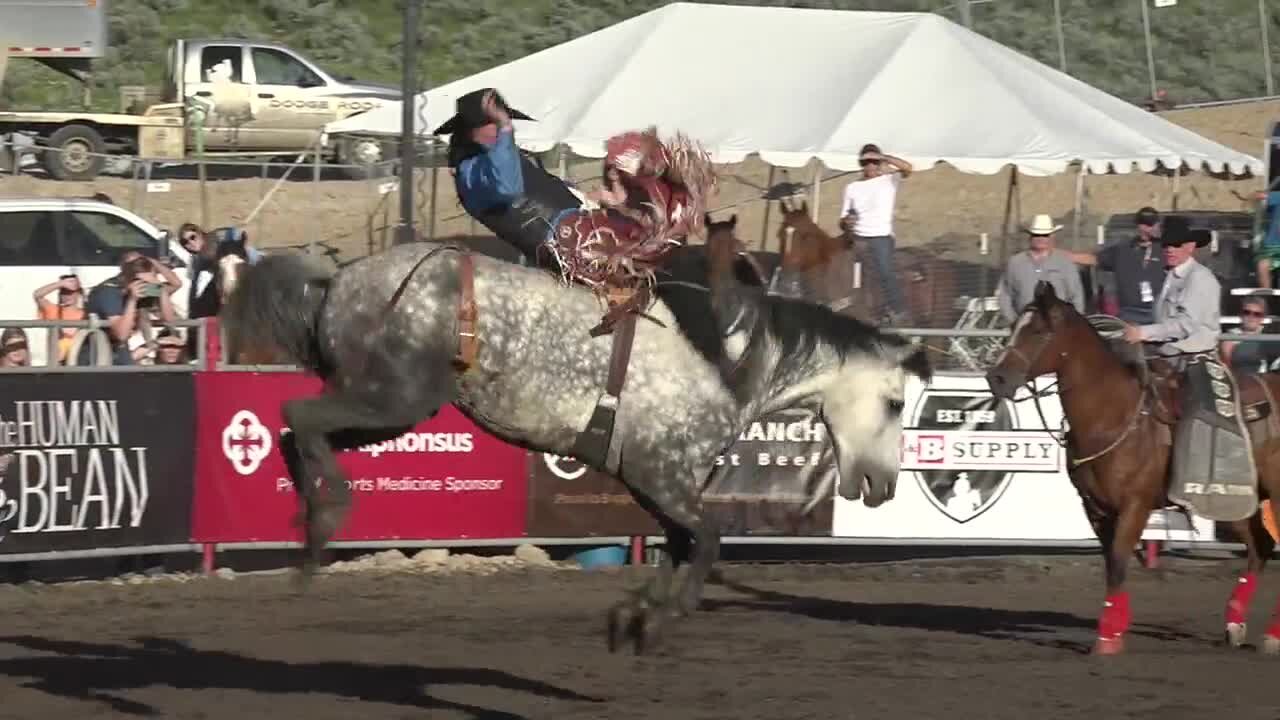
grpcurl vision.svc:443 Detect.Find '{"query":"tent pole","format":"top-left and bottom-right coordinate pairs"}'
top-left (760, 165), bottom-right (776, 252)
top-left (810, 163), bottom-right (822, 221)
top-left (1072, 163), bottom-right (1086, 248)
top-left (992, 165), bottom-right (1018, 297)
top-left (396, 0), bottom-right (420, 245)
top-left (1171, 166), bottom-right (1181, 211)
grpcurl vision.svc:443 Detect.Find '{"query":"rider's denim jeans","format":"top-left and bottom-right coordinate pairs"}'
top-left (857, 234), bottom-right (905, 316)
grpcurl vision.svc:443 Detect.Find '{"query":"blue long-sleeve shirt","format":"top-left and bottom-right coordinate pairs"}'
top-left (456, 127), bottom-right (524, 216)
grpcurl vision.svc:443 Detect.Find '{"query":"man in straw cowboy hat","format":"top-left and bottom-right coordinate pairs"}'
top-left (434, 87), bottom-right (717, 333)
top-left (997, 213), bottom-right (1085, 324)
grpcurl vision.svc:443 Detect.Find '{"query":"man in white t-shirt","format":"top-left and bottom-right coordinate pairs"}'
top-left (840, 143), bottom-right (913, 324)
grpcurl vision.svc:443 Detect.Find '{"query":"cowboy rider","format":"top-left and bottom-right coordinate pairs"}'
top-left (1120, 215), bottom-right (1220, 362)
top-left (434, 87), bottom-right (713, 296)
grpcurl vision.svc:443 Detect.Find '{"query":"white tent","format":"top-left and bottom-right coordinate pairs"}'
top-left (324, 2), bottom-right (1261, 178)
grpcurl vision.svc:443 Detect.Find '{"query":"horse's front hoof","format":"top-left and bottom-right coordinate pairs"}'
top-left (607, 600), bottom-right (643, 654)
top-left (1262, 634), bottom-right (1280, 656)
top-left (1225, 622), bottom-right (1249, 648)
top-left (1093, 636), bottom-right (1125, 656)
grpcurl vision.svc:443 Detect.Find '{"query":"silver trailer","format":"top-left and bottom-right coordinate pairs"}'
top-left (0, 0), bottom-right (108, 84)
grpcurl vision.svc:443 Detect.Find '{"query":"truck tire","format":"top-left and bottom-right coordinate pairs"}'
top-left (42, 124), bottom-right (106, 181)
top-left (338, 136), bottom-right (395, 180)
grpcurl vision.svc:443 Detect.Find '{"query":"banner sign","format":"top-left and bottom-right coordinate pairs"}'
top-left (834, 373), bottom-right (1216, 542)
top-left (527, 407), bottom-right (833, 537)
top-left (0, 373), bottom-right (196, 554)
top-left (191, 372), bottom-right (528, 542)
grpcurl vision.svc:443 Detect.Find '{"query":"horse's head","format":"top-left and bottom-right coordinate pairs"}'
top-left (749, 298), bottom-right (932, 510)
top-left (704, 213), bottom-right (766, 287)
top-left (775, 198), bottom-right (845, 273)
top-left (985, 281), bottom-right (1082, 399)
top-left (816, 325), bottom-right (933, 509)
top-left (214, 230), bottom-right (251, 306)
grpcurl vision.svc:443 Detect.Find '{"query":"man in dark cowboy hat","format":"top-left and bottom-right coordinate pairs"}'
top-left (434, 87), bottom-right (717, 331)
top-left (436, 88), bottom-right (582, 268)
top-left (1119, 216), bottom-right (1257, 522)
top-left (1121, 215), bottom-right (1217, 356)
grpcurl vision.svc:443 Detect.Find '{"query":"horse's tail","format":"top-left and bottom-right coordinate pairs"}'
top-left (221, 251), bottom-right (334, 372)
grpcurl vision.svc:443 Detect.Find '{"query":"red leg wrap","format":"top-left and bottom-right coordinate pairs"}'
top-left (1098, 591), bottom-right (1131, 640)
top-left (1267, 605), bottom-right (1280, 640)
top-left (1225, 572), bottom-right (1258, 626)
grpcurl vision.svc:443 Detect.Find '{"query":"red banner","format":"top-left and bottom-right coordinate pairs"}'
top-left (191, 372), bottom-right (528, 542)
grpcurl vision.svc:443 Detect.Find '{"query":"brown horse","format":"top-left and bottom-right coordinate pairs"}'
top-left (985, 281), bottom-right (1280, 656)
top-left (773, 200), bottom-right (978, 329)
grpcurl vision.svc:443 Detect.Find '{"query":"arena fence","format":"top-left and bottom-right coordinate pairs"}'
top-left (1, 317), bottom-right (1277, 574)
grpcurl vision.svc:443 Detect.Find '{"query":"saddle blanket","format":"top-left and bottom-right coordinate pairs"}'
top-left (1168, 355), bottom-right (1260, 522)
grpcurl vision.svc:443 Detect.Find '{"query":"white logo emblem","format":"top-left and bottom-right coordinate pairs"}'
top-left (543, 454), bottom-right (587, 480)
top-left (0, 452), bottom-right (16, 539)
top-left (222, 410), bottom-right (273, 475)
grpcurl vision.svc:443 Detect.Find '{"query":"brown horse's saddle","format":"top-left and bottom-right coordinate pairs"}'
top-left (1087, 316), bottom-right (1272, 425)
top-left (1142, 359), bottom-right (1273, 426)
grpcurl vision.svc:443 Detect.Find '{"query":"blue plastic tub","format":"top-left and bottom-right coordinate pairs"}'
top-left (572, 545), bottom-right (628, 569)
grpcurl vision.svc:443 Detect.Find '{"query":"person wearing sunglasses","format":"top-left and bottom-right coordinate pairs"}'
top-left (0, 328), bottom-right (30, 368)
top-left (839, 143), bottom-right (913, 325)
top-left (1220, 296), bottom-right (1278, 374)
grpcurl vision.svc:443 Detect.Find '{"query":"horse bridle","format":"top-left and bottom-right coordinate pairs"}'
top-left (999, 315), bottom-right (1148, 469)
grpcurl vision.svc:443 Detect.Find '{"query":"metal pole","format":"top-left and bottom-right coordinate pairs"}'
top-left (1261, 0), bottom-right (1275, 96)
top-left (1139, 0), bottom-right (1158, 102)
top-left (954, 0), bottom-right (972, 28)
top-left (1053, 0), bottom-right (1067, 72)
top-left (396, 0), bottom-right (419, 245)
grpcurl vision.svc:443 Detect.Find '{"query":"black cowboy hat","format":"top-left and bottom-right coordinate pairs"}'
top-left (1161, 215), bottom-right (1212, 248)
top-left (432, 88), bottom-right (533, 136)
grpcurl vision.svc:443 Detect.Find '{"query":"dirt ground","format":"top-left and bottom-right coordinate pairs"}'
top-left (2, 100), bottom-right (1278, 265)
top-left (1, 552), bottom-right (1279, 720)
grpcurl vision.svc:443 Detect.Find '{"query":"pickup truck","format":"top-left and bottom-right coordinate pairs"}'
top-left (0, 38), bottom-right (401, 181)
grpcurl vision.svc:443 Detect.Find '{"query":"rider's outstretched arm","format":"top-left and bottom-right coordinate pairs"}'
top-left (457, 127), bottom-right (524, 211)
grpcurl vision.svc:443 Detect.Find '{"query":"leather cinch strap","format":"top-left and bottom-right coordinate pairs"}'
top-left (455, 251), bottom-right (479, 370)
top-left (605, 312), bottom-right (638, 399)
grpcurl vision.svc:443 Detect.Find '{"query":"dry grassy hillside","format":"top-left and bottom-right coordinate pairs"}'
top-left (3, 99), bottom-right (1277, 266)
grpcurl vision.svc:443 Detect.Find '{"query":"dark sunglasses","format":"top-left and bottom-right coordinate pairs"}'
top-left (3, 341), bottom-right (28, 352)
top-left (1242, 309), bottom-right (1267, 317)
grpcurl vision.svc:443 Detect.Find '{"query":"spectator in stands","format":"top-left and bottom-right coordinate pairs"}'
top-left (1255, 189), bottom-right (1280, 288)
top-left (152, 326), bottom-right (190, 365)
top-left (177, 222), bottom-right (263, 310)
top-left (839, 143), bottom-right (913, 324)
top-left (0, 328), bottom-right (30, 368)
top-left (32, 270), bottom-right (85, 364)
top-left (1220, 296), bottom-right (1278, 374)
top-left (997, 214), bottom-right (1086, 323)
top-left (1068, 206), bottom-right (1164, 323)
top-left (81, 252), bottom-right (182, 366)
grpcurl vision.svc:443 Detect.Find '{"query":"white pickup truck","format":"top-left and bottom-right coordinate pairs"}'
top-left (0, 37), bottom-right (401, 181)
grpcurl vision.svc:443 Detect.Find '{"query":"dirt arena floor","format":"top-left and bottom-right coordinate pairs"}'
top-left (1, 551), bottom-right (1279, 720)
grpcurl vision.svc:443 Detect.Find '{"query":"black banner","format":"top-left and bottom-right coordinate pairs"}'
top-left (528, 407), bottom-right (834, 537)
top-left (0, 373), bottom-right (196, 554)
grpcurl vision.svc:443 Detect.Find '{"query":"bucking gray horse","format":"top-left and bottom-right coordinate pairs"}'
top-left (219, 218), bottom-right (933, 654)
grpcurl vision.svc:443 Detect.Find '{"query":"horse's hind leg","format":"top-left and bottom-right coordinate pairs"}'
top-left (1223, 511), bottom-right (1275, 649)
top-left (281, 389), bottom-right (432, 578)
